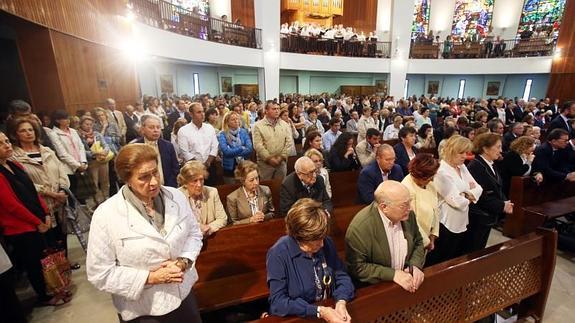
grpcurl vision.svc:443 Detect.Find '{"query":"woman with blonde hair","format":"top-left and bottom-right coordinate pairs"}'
top-left (304, 148), bottom-right (332, 198)
top-left (178, 161), bottom-right (228, 236)
top-left (218, 111), bottom-right (253, 184)
top-left (266, 198), bottom-right (354, 321)
top-left (426, 135), bottom-right (482, 266)
top-left (499, 136), bottom-right (543, 196)
top-left (226, 160), bottom-right (274, 225)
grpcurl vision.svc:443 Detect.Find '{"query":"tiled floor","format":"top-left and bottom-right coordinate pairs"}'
top-left (25, 229), bottom-right (575, 323)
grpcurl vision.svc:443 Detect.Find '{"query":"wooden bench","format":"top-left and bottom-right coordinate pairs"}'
top-left (503, 176), bottom-right (575, 238)
top-left (410, 43), bottom-right (439, 58)
top-left (258, 228), bottom-right (557, 323)
top-left (194, 204), bottom-right (365, 312)
top-left (513, 39), bottom-right (553, 57)
top-left (451, 42), bottom-right (482, 58)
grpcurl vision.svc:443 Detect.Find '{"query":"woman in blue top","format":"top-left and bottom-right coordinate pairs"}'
top-left (266, 198), bottom-right (354, 322)
top-left (218, 111), bottom-right (253, 184)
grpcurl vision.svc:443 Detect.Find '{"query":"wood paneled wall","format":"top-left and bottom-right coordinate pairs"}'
top-left (0, 0), bottom-right (130, 46)
top-left (12, 16), bottom-right (66, 112)
top-left (50, 30), bottom-right (139, 114)
top-left (231, 0), bottom-right (255, 28)
top-left (332, 0), bottom-right (377, 33)
top-left (547, 0), bottom-right (575, 102)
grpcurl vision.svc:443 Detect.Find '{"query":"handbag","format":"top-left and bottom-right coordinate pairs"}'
top-left (74, 171), bottom-right (96, 200)
top-left (41, 245), bottom-right (71, 295)
top-left (59, 188), bottom-right (92, 252)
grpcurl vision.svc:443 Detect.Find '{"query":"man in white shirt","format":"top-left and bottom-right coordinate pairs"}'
top-left (346, 111), bottom-right (360, 134)
top-left (105, 98), bottom-right (127, 144)
top-left (178, 102), bottom-right (219, 185)
top-left (321, 118), bottom-right (342, 152)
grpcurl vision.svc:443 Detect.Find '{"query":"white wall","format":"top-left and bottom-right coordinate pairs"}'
top-left (280, 70), bottom-right (389, 95)
top-left (491, 0), bottom-right (525, 40)
top-left (376, 0), bottom-right (393, 41)
top-left (279, 52), bottom-right (391, 73)
top-left (429, 0), bottom-right (457, 40)
top-left (407, 57), bottom-right (553, 75)
top-left (406, 74), bottom-right (550, 99)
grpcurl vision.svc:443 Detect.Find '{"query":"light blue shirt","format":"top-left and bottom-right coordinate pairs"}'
top-left (322, 130), bottom-right (341, 152)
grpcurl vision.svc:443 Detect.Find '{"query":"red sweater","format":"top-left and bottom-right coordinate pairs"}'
top-left (0, 162), bottom-right (48, 236)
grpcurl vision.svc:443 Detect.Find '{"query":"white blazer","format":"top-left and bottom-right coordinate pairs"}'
top-left (87, 186), bottom-right (203, 321)
top-left (434, 160), bottom-right (483, 234)
top-left (50, 126), bottom-right (87, 174)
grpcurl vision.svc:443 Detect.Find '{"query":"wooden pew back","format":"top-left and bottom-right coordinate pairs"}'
top-left (194, 205), bottom-right (365, 311)
top-left (329, 170), bottom-right (360, 208)
top-left (259, 229), bottom-right (557, 323)
top-left (503, 176), bottom-right (575, 237)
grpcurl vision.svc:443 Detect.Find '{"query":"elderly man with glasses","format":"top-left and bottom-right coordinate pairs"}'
top-left (279, 156), bottom-right (333, 216)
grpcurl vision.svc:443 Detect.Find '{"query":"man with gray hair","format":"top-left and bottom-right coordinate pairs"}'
top-left (345, 180), bottom-right (425, 292)
top-left (105, 98), bottom-right (127, 144)
top-left (279, 156), bottom-right (333, 215)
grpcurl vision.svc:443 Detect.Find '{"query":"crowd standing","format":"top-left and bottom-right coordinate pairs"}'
top-left (0, 90), bottom-right (574, 322)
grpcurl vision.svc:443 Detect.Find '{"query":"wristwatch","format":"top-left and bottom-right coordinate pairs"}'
top-left (316, 306), bottom-right (322, 319)
top-left (176, 257), bottom-right (192, 272)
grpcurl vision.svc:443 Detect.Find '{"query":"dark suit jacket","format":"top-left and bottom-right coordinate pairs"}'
top-left (280, 172), bottom-right (333, 215)
top-left (504, 108), bottom-right (515, 124)
top-left (498, 150), bottom-right (531, 197)
top-left (547, 115), bottom-right (573, 138)
top-left (134, 137), bottom-right (180, 187)
top-left (513, 106), bottom-right (524, 122)
top-left (393, 143), bottom-right (418, 175)
top-left (357, 160), bottom-right (404, 204)
top-left (502, 131), bottom-right (518, 152)
top-left (345, 203), bottom-right (424, 285)
top-left (124, 112), bottom-right (139, 143)
top-left (468, 156), bottom-right (506, 226)
top-left (165, 110), bottom-right (192, 137)
top-left (532, 142), bottom-right (574, 182)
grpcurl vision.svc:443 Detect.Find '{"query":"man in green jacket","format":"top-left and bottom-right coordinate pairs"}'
top-left (345, 180), bottom-right (425, 293)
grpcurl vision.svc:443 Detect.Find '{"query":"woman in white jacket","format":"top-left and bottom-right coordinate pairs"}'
top-left (87, 144), bottom-right (203, 322)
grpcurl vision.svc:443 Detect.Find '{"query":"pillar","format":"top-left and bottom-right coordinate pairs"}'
top-left (388, 0), bottom-right (414, 99)
top-left (209, 0), bottom-right (231, 19)
top-left (376, 0), bottom-right (392, 41)
top-left (254, 0), bottom-right (280, 100)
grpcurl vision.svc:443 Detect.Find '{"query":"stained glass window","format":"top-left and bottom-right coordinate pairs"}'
top-left (517, 0), bottom-right (566, 38)
top-left (450, 0), bottom-right (495, 39)
top-left (412, 0), bottom-right (431, 39)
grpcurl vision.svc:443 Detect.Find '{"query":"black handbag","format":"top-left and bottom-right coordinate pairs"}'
top-left (74, 172), bottom-right (96, 201)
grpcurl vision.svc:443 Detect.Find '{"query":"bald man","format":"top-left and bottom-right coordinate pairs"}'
top-left (345, 181), bottom-right (425, 292)
top-left (279, 156), bottom-right (333, 215)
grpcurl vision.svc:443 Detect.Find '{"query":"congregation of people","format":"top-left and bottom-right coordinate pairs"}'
top-left (1, 90), bottom-right (575, 323)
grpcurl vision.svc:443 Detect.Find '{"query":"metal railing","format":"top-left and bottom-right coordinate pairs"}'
top-left (129, 0), bottom-right (262, 49)
top-left (280, 34), bottom-right (392, 58)
top-left (409, 38), bottom-right (557, 59)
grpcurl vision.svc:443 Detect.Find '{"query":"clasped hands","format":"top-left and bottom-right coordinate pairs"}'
top-left (393, 266), bottom-right (424, 293)
top-left (266, 155), bottom-right (283, 167)
top-left (146, 260), bottom-right (185, 285)
top-left (319, 300), bottom-right (351, 323)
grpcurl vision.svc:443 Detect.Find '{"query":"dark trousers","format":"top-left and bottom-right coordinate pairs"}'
top-left (0, 268), bottom-right (27, 323)
top-left (119, 291), bottom-right (202, 323)
top-left (462, 223), bottom-right (492, 254)
top-left (425, 224), bottom-right (466, 267)
top-left (5, 232), bottom-right (48, 301)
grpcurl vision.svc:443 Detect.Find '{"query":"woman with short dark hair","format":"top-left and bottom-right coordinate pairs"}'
top-left (266, 198), bottom-right (354, 321)
top-left (465, 133), bottom-right (513, 253)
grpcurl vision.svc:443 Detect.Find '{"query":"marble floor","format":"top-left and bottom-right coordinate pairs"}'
top-left (22, 229), bottom-right (575, 323)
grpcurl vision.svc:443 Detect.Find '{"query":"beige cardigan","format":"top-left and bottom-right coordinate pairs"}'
top-left (226, 185), bottom-right (275, 225)
top-left (178, 185), bottom-right (228, 234)
top-left (11, 145), bottom-right (70, 213)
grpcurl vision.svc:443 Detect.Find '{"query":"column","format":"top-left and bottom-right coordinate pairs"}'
top-left (376, 0), bottom-right (392, 41)
top-left (254, 0), bottom-right (280, 100)
top-left (209, 0), bottom-right (231, 19)
top-left (429, 0), bottom-right (457, 41)
top-left (388, 0), bottom-right (414, 99)
top-left (491, 0), bottom-right (525, 40)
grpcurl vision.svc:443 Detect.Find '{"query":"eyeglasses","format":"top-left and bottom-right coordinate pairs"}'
top-left (297, 170), bottom-right (317, 178)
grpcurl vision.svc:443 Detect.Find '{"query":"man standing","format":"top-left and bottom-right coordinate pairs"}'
top-left (123, 105), bottom-right (140, 143)
top-left (346, 111), bottom-right (360, 135)
top-left (502, 122), bottom-right (524, 153)
top-left (166, 99), bottom-right (191, 138)
top-left (548, 101), bottom-right (575, 139)
top-left (178, 102), bottom-right (219, 185)
top-left (321, 118), bottom-right (342, 152)
top-left (345, 181), bottom-right (425, 291)
top-left (356, 128), bottom-right (381, 167)
top-left (105, 98), bottom-right (127, 144)
top-left (134, 115), bottom-right (180, 187)
top-left (253, 101), bottom-right (293, 180)
top-left (357, 144), bottom-right (404, 204)
top-left (279, 157), bottom-right (333, 215)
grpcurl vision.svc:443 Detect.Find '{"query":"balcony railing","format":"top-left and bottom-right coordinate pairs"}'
top-left (410, 38), bottom-right (557, 59)
top-left (129, 0), bottom-right (262, 49)
top-left (280, 34), bottom-right (391, 58)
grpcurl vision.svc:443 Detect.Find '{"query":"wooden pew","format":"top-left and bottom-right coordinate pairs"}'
top-left (193, 204), bottom-right (365, 312)
top-left (329, 170), bottom-right (360, 208)
top-left (411, 43), bottom-right (439, 58)
top-left (503, 176), bottom-right (575, 238)
top-left (451, 42), bottom-right (482, 58)
top-left (258, 228), bottom-right (557, 323)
